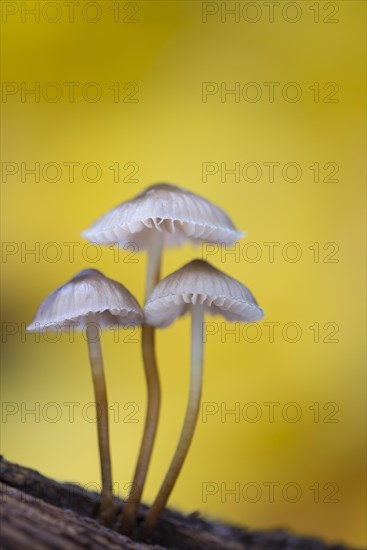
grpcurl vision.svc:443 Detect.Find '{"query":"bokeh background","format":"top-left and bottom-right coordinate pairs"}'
top-left (1, 1), bottom-right (365, 547)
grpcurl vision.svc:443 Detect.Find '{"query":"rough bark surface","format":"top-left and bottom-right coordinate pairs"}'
top-left (0, 457), bottom-right (355, 550)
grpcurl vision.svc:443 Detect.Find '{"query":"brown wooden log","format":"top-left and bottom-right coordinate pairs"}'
top-left (0, 457), bottom-right (354, 550)
top-left (0, 482), bottom-right (163, 550)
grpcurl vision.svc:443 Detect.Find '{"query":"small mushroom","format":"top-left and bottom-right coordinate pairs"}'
top-left (82, 183), bottom-right (243, 255)
top-left (141, 259), bottom-right (264, 536)
top-left (82, 183), bottom-right (243, 534)
top-left (27, 269), bottom-right (143, 525)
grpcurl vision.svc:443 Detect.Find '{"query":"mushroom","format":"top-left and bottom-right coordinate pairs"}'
top-left (27, 269), bottom-right (143, 525)
top-left (141, 259), bottom-right (264, 536)
top-left (82, 183), bottom-right (243, 534)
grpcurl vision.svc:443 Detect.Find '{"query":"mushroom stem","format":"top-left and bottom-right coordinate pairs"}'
top-left (121, 231), bottom-right (163, 535)
top-left (145, 229), bottom-right (164, 297)
top-left (141, 304), bottom-right (204, 537)
top-left (86, 319), bottom-right (114, 525)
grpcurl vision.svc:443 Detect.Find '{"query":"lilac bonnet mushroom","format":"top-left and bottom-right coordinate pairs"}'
top-left (82, 183), bottom-right (243, 534)
top-left (27, 269), bottom-right (143, 524)
top-left (141, 259), bottom-right (264, 536)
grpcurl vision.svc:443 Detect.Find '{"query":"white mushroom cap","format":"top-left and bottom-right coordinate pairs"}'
top-left (144, 260), bottom-right (264, 328)
top-left (82, 183), bottom-right (243, 249)
top-left (27, 269), bottom-right (143, 331)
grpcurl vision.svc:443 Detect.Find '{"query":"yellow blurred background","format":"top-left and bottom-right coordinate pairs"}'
top-left (1, 1), bottom-right (365, 547)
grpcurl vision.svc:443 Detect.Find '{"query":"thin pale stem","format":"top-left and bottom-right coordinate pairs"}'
top-left (120, 231), bottom-right (163, 536)
top-left (145, 229), bottom-right (164, 298)
top-left (141, 304), bottom-right (204, 538)
top-left (86, 319), bottom-right (114, 525)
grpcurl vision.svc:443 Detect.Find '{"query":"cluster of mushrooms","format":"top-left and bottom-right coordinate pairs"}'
top-left (28, 183), bottom-right (264, 539)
